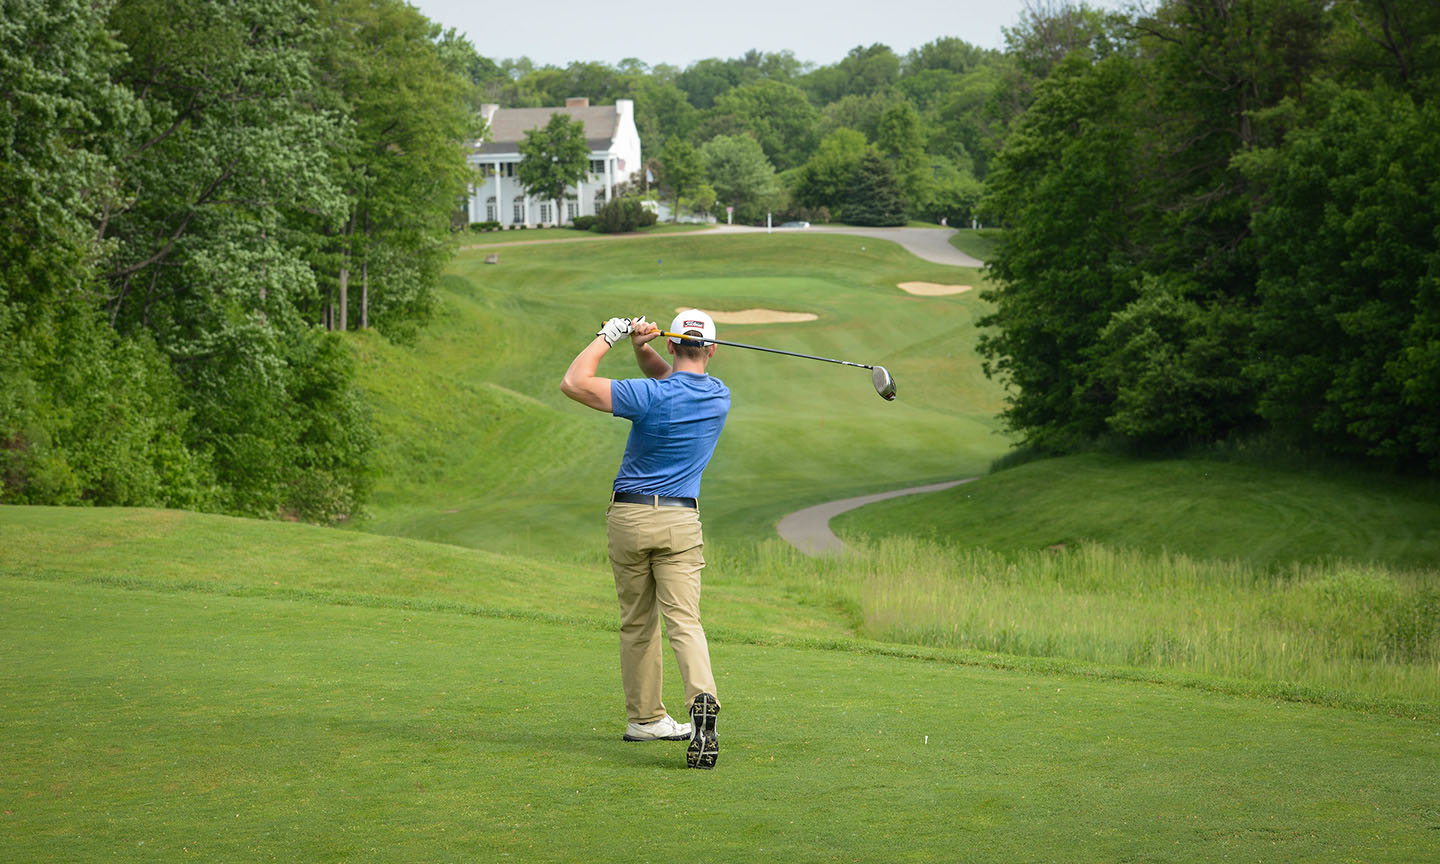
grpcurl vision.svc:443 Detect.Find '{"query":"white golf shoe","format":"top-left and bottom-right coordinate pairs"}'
top-left (623, 715), bottom-right (693, 741)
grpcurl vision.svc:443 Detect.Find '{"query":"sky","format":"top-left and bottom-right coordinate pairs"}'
top-left (409, 0), bottom-right (1126, 70)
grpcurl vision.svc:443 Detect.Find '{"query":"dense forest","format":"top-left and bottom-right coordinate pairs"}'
top-left (3, 0), bottom-right (1438, 523)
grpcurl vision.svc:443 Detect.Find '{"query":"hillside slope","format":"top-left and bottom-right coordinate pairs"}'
top-left (833, 451), bottom-right (1440, 570)
top-left (350, 232), bottom-right (1006, 557)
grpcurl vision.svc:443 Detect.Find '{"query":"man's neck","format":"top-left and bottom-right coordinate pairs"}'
top-left (671, 358), bottom-right (708, 375)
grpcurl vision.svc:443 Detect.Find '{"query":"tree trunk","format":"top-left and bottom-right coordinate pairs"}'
top-left (337, 259), bottom-right (349, 332)
top-left (360, 209), bottom-right (370, 329)
top-left (361, 256), bottom-right (369, 329)
top-left (337, 212), bottom-right (355, 332)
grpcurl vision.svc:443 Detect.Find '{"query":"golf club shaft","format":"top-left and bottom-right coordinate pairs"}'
top-left (656, 331), bottom-right (873, 370)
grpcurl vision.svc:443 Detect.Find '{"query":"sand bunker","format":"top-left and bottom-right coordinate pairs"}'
top-left (898, 282), bottom-right (974, 296)
top-left (676, 307), bottom-right (818, 324)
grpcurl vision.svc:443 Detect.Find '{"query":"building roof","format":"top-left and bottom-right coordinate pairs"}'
top-left (478, 106), bottom-right (619, 155)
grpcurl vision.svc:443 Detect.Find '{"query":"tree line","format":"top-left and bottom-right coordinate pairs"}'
top-left (7, 0), bottom-right (1436, 524)
top-left (2, 0), bottom-right (1065, 519)
top-left (462, 28), bottom-right (1043, 226)
top-left (2, 0), bottom-right (481, 518)
top-left (977, 0), bottom-right (1440, 472)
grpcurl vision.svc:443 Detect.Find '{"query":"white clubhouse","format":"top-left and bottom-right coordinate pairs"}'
top-left (465, 98), bottom-right (642, 227)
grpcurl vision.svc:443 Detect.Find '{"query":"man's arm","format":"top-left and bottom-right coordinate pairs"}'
top-left (629, 318), bottom-right (672, 379)
top-left (562, 319), bottom-right (636, 412)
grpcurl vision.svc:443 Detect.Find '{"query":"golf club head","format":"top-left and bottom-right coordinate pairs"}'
top-left (872, 366), bottom-right (897, 401)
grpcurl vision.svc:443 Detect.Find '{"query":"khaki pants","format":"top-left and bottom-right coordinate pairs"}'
top-left (606, 499), bottom-right (718, 724)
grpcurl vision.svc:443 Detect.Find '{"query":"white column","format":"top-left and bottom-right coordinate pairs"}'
top-left (576, 179), bottom-right (584, 219)
top-left (606, 157), bottom-right (614, 203)
top-left (493, 161), bottom-right (501, 223)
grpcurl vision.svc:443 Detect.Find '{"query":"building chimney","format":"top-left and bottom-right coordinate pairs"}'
top-left (565, 97), bottom-right (589, 108)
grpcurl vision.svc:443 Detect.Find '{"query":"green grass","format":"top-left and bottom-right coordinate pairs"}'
top-left (351, 232), bottom-right (1004, 557)
top-left (947, 227), bottom-right (1004, 262)
top-left (3, 509), bottom-right (1437, 861)
top-left (458, 223), bottom-right (711, 246)
top-left (8, 228), bottom-right (1440, 860)
top-left (833, 451), bottom-right (1440, 570)
top-left (824, 454), bottom-right (1440, 704)
top-left (740, 537), bottom-right (1439, 706)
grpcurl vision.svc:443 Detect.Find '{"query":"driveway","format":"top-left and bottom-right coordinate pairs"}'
top-left (776, 478), bottom-right (976, 556)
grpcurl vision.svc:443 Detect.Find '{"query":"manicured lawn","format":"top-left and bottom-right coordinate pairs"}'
top-left (947, 227), bottom-right (1004, 262)
top-left (833, 451), bottom-right (1440, 570)
top-left (4, 551), bottom-right (1435, 862)
top-left (457, 223), bottom-right (711, 246)
top-left (351, 232), bottom-right (1003, 557)
top-left (6, 227), bottom-right (1439, 862)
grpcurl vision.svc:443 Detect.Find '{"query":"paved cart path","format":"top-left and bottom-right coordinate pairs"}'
top-left (776, 478), bottom-right (976, 556)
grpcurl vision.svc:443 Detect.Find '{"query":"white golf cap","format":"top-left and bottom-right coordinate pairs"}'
top-left (669, 309), bottom-right (716, 345)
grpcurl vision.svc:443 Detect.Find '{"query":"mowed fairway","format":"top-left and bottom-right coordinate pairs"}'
top-left (350, 232), bottom-right (1006, 556)
top-left (2, 526), bottom-right (1436, 862)
top-left (5, 232), bottom-right (1439, 861)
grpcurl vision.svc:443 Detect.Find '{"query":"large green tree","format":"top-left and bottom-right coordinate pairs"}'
top-left (700, 134), bottom-right (780, 224)
top-left (517, 112), bottom-right (590, 227)
top-left (875, 101), bottom-right (932, 211)
top-left (312, 0), bottom-right (483, 334)
top-left (843, 151), bottom-right (908, 226)
top-left (658, 137), bottom-right (704, 223)
top-left (979, 53), bottom-right (1146, 449)
top-left (706, 80), bottom-right (819, 171)
top-left (0, 0), bottom-right (207, 508)
top-left (792, 128), bottom-right (870, 217)
top-left (1246, 85), bottom-right (1440, 468)
top-left (99, 0), bottom-right (370, 519)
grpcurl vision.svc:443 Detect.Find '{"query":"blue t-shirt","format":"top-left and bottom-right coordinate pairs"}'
top-left (611, 371), bottom-right (730, 499)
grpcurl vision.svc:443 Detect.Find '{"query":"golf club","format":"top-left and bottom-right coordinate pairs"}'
top-left (657, 330), bottom-right (897, 401)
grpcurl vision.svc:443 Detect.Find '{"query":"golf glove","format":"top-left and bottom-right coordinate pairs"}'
top-left (596, 317), bottom-right (633, 345)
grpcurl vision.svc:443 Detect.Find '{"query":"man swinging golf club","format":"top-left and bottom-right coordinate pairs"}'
top-left (560, 309), bottom-right (725, 769)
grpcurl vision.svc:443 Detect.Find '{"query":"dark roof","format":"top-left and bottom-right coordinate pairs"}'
top-left (478, 106), bottom-right (618, 155)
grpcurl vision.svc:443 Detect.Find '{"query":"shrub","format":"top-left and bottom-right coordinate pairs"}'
top-left (595, 197), bottom-right (649, 233)
top-left (571, 215), bottom-right (597, 231)
top-left (468, 221), bottom-right (501, 232)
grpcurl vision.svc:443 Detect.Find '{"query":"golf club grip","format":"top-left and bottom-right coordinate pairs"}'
top-left (656, 331), bottom-right (871, 369)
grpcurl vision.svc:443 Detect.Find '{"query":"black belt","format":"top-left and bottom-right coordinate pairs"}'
top-left (612, 492), bottom-right (697, 509)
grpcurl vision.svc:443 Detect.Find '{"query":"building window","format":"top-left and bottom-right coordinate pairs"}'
top-left (566, 198), bottom-right (579, 220)
top-left (499, 162), bottom-right (515, 178)
top-left (590, 159), bottom-right (606, 175)
top-left (512, 200), bottom-right (524, 224)
top-left (478, 164), bottom-right (493, 178)
top-left (486, 197), bottom-right (496, 222)
top-left (594, 189), bottom-right (607, 210)
top-left (539, 202), bottom-right (552, 224)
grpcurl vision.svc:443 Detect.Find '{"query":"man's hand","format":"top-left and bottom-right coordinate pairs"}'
top-left (596, 317), bottom-right (633, 346)
top-left (629, 317), bottom-right (661, 346)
